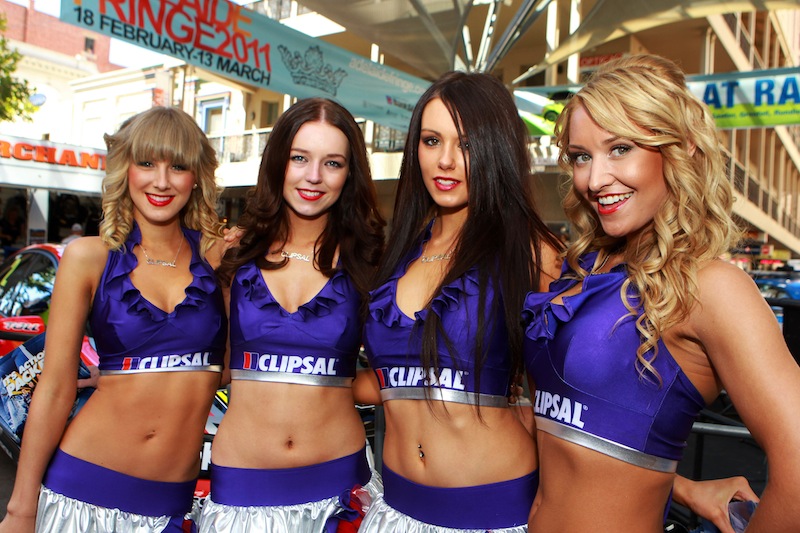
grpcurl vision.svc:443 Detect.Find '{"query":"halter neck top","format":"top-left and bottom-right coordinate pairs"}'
top-left (522, 252), bottom-right (705, 472)
top-left (91, 223), bottom-right (226, 375)
top-left (364, 222), bottom-right (511, 407)
top-left (228, 260), bottom-right (362, 387)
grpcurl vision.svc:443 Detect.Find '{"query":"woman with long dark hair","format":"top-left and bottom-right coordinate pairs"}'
top-left (357, 71), bottom-right (562, 532)
top-left (199, 98), bottom-right (385, 533)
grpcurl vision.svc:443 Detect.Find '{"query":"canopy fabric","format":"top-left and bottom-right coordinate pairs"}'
top-left (298, 0), bottom-right (473, 79)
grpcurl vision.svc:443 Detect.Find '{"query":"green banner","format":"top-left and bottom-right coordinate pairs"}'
top-left (687, 67), bottom-right (800, 128)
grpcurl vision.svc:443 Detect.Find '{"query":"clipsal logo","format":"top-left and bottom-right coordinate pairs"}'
top-left (241, 352), bottom-right (338, 375)
top-left (375, 366), bottom-right (467, 391)
top-left (534, 390), bottom-right (587, 429)
top-left (121, 352), bottom-right (211, 371)
top-left (2, 321), bottom-right (42, 333)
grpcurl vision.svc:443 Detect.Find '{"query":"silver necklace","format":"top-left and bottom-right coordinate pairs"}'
top-left (420, 248), bottom-right (454, 263)
top-left (591, 251), bottom-right (615, 275)
top-left (140, 238), bottom-right (183, 268)
top-left (280, 250), bottom-right (311, 262)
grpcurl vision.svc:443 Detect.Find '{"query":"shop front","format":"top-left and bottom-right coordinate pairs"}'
top-left (0, 135), bottom-right (105, 252)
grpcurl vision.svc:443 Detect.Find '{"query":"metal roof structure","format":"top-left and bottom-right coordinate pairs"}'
top-left (298, 0), bottom-right (800, 81)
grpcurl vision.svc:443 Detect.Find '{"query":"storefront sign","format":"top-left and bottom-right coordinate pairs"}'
top-left (0, 136), bottom-right (106, 193)
top-left (60, 0), bottom-right (430, 131)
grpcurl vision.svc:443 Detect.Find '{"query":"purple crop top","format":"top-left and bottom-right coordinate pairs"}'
top-left (90, 224), bottom-right (226, 375)
top-left (363, 223), bottom-right (511, 407)
top-left (228, 260), bottom-right (361, 387)
top-left (522, 253), bottom-right (705, 472)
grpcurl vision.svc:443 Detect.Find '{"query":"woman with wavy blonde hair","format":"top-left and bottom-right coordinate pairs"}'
top-left (523, 54), bottom-right (799, 532)
top-left (1, 106), bottom-right (228, 533)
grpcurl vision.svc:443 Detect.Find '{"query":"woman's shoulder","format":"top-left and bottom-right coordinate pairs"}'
top-left (58, 236), bottom-right (109, 284)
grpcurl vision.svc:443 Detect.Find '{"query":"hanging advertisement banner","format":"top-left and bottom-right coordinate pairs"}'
top-left (59, 0), bottom-right (430, 131)
top-left (517, 67), bottom-right (800, 129)
top-left (687, 67), bottom-right (800, 129)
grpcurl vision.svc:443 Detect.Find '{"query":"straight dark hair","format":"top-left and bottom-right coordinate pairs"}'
top-left (374, 71), bottom-right (561, 402)
top-left (218, 97), bottom-right (385, 296)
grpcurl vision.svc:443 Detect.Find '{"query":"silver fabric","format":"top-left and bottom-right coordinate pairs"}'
top-left (230, 369), bottom-right (353, 387)
top-left (358, 496), bottom-right (528, 533)
top-left (380, 387), bottom-right (509, 408)
top-left (36, 486), bottom-right (177, 532)
top-left (535, 416), bottom-right (679, 473)
top-left (100, 365), bottom-right (222, 375)
top-left (197, 471), bottom-right (382, 533)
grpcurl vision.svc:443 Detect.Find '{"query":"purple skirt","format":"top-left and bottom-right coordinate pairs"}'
top-left (361, 465), bottom-right (538, 530)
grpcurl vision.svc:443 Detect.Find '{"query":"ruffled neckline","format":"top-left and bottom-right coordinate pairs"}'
top-left (523, 251), bottom-right (628, 342)
top-left (368, 220), bottom-right (480, 328)
top-left (106, 222), bottom-right (218, 321)
top-left (235, 260), bottom-right (350, 320)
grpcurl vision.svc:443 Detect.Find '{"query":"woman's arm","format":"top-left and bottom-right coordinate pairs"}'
top-left (692, 262), bottom-right (800, 533)
top-left (0, 238), bottom-right (104, 532)
top-left (353, 368), bottom-right (381, 406)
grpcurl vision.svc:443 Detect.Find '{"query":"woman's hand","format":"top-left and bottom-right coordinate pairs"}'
top-left (673, 475), bottom-right (759, 533)
top-left (222, 226), bottom-right (245, 252)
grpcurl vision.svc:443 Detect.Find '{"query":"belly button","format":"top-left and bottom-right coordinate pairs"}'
top-left (417, 443), bottom-right (425, 460)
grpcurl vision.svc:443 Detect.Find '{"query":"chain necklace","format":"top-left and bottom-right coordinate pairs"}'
top-left (140, 238), bottom-right (184, 268)
top-left (420, 248), bottom-right (454, 263)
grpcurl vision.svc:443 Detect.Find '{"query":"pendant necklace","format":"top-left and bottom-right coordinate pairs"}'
top-left (420, 221), bottom-right (456, 263)
top-left (280, 250), bottom-right (311, 262)
top-left (140, 238), bottom-right (184, 268)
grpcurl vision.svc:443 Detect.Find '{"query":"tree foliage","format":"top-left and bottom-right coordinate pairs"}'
top-left (0, 15), bottom-right (36, 123)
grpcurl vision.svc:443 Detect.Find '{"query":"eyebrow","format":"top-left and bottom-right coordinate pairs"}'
top-left (290, 147), bottom-right (348, 159)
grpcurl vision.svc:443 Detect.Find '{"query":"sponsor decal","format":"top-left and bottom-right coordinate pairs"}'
top-left (375, 366), bottom-right (466, 391)
top-left (534, 389), bottom-right (587, 429)
top-left (241, 352), bottom-right (338, 375)
top-left (120, 351), bottom-right (211, 370)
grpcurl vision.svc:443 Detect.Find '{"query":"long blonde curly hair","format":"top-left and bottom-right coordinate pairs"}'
top-left (100, 106), bottom-right (224, 255)
top-left (555, 54), bottom-right (740, 381)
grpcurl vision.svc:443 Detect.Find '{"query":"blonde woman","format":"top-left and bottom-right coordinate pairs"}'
top-left (0, 106), bottom-right (227, 533)
top-left (523, 54), bottom-right (799, 532)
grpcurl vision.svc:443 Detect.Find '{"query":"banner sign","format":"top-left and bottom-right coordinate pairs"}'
top-left (518, 67), bottom-right (800, 129)
top-left (687, 67), bottom-right (800, 129)
top-left (60, 0), bottom-right (430, 131)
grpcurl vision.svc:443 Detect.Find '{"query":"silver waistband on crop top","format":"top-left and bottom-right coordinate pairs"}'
top-left (100, 365), bottom-right (223, 375)
top-left (535, 416), bottom-right (679, 473)
top-left (380, 386), bottom-right (509, 408)
top-left (230, 369), bottom-right (353, 387)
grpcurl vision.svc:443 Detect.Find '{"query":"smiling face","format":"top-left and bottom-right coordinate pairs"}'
top-left (282, 121), bottom-right (349, 221)
top-left (127, 159), bottom-right (196, 226)
top-left (567, 104), bottom-right (669, 241)
top-left (418, 98), bottom-right (470, 215)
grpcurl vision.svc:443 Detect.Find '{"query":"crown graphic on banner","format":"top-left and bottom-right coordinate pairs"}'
top-left (278, 45), bottom-right (348, 96)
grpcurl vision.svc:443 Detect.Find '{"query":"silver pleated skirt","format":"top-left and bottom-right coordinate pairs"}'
top-left (36, 486), bottom-right (185, 533)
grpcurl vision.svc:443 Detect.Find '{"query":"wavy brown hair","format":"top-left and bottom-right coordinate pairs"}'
top-left (100, 106), bottom-right (224, 254)
top-left (217, 98), bottom-right (385, 297)
top-left (555, 54), bottom-right (740, 380)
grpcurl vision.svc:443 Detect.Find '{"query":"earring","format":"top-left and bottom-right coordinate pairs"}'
top-left (193, 183), bottom-right (198, 190)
